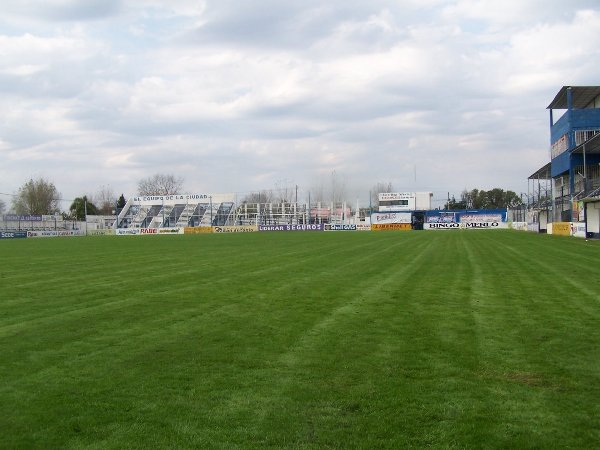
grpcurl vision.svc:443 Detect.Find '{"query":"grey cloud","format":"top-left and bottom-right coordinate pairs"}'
top-left (182, 0), bottom-right (408, 49)
top-left (1, 0), bottom-right (122, 22)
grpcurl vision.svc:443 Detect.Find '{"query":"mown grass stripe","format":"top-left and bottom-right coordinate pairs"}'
top-left (1, 231), bottom-right (600, 448)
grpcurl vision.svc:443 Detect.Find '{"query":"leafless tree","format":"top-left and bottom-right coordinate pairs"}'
top-left (137, 174), bottom-right (184, 196)
top-left (241, 190), bottom-right (274, 204)
top-left (371, 181), bottom-right (394, 207)
top-left (273, 179), bottom-right (295, 204)
top-left (308, 176), bottom-right (326, 204)
top-left (93, 185), bottom-right (117, 215)
top-left (12, 177), bottom-right (61, 215)
top-left (330, 170), bottom-right (348, 205)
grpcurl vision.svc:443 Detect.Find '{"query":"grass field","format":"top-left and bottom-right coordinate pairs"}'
top-left (1, 230), bottom-right (600, 449)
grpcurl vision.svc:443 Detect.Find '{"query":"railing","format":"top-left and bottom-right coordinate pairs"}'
top-left (575, 129), bottom-right (600, 146)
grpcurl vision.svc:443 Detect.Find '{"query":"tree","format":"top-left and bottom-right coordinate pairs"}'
top-left (0, 198), bottom-right (6, 215)
top-left (308, 177), bottom-right (326, 204)
top-left (330, 170), bottom-right (347, 205)
top-left (69, 196), bottom-right (99, 220)
top-left (117, 194), bottom-right (127, 209)
top-left (241, 190), bottom-right (273, 204)
top-left (446, 195), bottom-right (466, 210)
top-left (12, 177), bottom-right (61, 215)
top-left (371, 181), bottom-right (394, 208)
top-left (456, 188), bottom-right (523, 210)
top-left (273, 179), bottom-right (295, 204)
top-left (95, 185), bottom-right (117, 215)
top-left (138, 174), bottom-right (183, 196)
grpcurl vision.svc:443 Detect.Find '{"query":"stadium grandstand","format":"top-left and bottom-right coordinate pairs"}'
top-left (527, 86), bottom-right (600, 238)
top-left (115, 193), bottom-right (359, 229)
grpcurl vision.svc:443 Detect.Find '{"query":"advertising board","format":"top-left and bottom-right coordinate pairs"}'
top-left (158, 227), bottom-right (184, 234)
top-left (371, 212), bottom-right (412, 224)
top-left (424, 222), bottom-right (508, 230)
top-left (551, 222), bottom-right (571, 236)
top-left (27, 230), bottom-right (85, 238)
top-left (213, 226), bottom-right (258, 233)
top-left (87, 229), bottom-right (115, 236)
top-left (116, 228), bottom-right (141, 235)
top-left (372, 223), bottom-right (412, 231)
top-left (0, 231), bottom-right (28, 239)
top-left (324, 224), bottom-right (357, 231)
top-left (571, 222), bottom-right (586, 238)
top-left (184, 227), bottom-right (213, 234)
top-left (259, 224), bottom-right (324, 232)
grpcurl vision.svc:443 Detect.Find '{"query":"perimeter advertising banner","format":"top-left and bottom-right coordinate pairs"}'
top-left (87, 229), bottom-right (115, 236)
top-left (424, 209), bottom-right (507, 230)
top-left (116, 228), bottom-right (140, 235)
top-left (259, 224), bottom-right (324, 232)
top-left (27, 230), bottom-right (85, 238)
top-left (372, 223), bottom-right (412, 231)
top-left (424, 222), bottom-right (507, 230)
top-left (213, 225), bottom-right (258, 233)
top-left (184, 227), bottom-right (213, 234)
top-left (571, 222), bottom-right (586, 238)
top-left (324, 224), bottom-right (357, 231)
top-left (116, 227), bottom-right (184, 235)
top-left (158, 227), bottom-right (184, 234)
top-left (371, 212), bottom-right (412, 224)
top-left (0, 231), bottom-right (28, 239)
top-left (551, 222), bottom-right (571, 236)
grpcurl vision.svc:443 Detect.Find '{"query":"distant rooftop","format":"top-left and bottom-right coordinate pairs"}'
top-left (547, 86), bottom-right (600, 109)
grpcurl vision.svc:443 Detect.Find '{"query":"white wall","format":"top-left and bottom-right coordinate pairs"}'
top-left (587, 202), bottom-right (600, 234)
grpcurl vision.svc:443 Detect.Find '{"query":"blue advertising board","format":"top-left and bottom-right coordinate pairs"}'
top-left (425, 209), bottom-right (507, 224)
top-left (0, 231), bottom-right (28, 239)
top-left (424, 209), bottom-right (508, 230)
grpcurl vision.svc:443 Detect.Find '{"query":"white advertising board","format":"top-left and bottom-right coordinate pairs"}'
top-left (27, 230), bottom-right (85, 238)
top-left (424, 222), bottom-right (508, 230)
top-left (371, 212), bottom-right (412, 224)
top-left (130, 193), bottom-right (234, 206)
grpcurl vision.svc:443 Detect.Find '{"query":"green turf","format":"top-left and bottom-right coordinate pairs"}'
top-left (1, 230), bottom-right (600, 449)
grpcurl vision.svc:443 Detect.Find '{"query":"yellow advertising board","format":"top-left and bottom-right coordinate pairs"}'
top-left (552, 222), bottom-right (571, 236)
top-left (87, 229), bottom-right (115, 236)
top-left (184, 226), bottom-right (213, 234)
top-left (372, 223), bottom-right (412, 231)
top-left (213, 225), bottom-right (258, 233)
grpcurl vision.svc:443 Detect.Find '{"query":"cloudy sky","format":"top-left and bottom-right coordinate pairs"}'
top-left (1, 0), bottom-right (600, 208)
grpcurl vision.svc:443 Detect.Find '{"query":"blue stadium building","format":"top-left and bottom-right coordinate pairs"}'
top-left (529, 86), bottom-right (600, 237)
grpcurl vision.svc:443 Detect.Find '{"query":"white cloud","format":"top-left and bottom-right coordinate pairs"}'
top-left (1, 0), bottom-right (599, 204)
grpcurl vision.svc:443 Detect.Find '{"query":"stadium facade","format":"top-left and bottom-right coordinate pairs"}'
top-left (528, 86), bottom-right (600, 237)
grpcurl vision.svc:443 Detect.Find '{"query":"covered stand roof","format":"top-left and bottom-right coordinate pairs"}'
top-left (547, 86), bottom-right (600, 109)
top-left (528, 162), bottom-right (551, 180)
